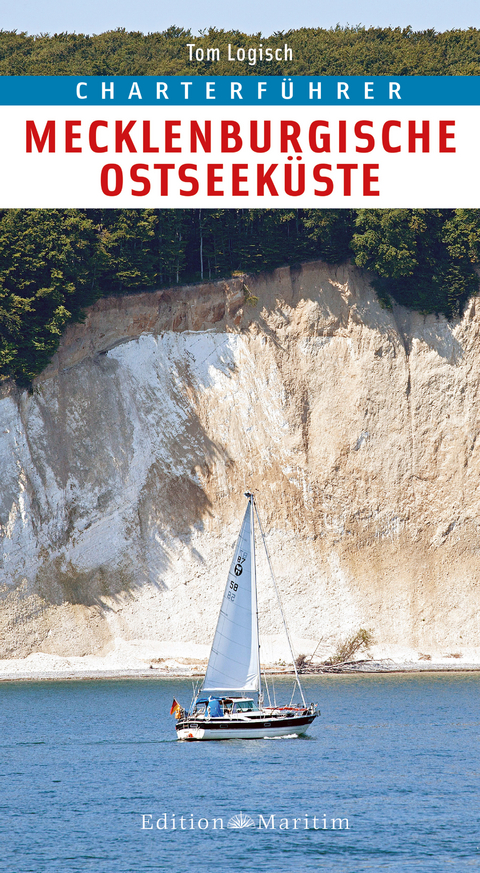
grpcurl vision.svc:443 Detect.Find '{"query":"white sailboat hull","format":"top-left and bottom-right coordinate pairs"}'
top-left (176, 711), bottom-right (318, 741)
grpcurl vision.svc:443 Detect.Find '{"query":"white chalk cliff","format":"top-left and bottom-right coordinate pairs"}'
top-left (1, 261), bottom-right (479, 671)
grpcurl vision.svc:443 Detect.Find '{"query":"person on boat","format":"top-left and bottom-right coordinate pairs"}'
top-left (207, 697), bottom-right (223, 717)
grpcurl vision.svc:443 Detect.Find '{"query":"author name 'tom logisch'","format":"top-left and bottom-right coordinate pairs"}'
top-left (187, 43), bottom-right (293, 66)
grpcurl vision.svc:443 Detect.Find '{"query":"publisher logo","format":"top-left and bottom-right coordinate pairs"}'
top-left (227, 813), bottom-right (256, 829)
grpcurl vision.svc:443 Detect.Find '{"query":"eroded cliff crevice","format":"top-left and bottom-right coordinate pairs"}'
top-left (1, 261), bottom-right (479, 663)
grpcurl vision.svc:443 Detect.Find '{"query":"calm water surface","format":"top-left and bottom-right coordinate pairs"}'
top-left (0, 673), bottom-right (479, 872)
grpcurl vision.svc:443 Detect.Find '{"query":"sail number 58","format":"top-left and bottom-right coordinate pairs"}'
top-left (227, 581), bottom-right (238, 602)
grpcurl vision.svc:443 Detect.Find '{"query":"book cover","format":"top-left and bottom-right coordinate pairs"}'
top-left (0, 16), bottom-right (479, 873)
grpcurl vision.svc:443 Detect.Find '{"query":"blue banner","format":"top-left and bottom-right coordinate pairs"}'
top-left (0, 76), bottom-right (480, 105)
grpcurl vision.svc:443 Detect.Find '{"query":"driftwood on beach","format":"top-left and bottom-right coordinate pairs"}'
top-left (297, 659), bottom-right (379, 674)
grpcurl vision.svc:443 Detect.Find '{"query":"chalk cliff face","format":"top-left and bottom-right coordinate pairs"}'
top-left (1, 261), bottom-right (479, 664)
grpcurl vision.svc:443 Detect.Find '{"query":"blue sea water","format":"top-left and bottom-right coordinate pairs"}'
top-left (0, 673), bottom-right (479, 873)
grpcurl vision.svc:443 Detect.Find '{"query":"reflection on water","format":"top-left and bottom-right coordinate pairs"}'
top-left (0, 673), bottom-right (479, 872)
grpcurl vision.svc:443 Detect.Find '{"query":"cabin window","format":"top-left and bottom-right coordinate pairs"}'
top-left (233, 701), bottom-right (254, 712)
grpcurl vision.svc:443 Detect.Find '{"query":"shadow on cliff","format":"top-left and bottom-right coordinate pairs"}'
top-left (27, 345), bottom-right (236, 609)
top-left (251, 261), bottom-right (466, 364)
top-left (35, 455), bottom-right (225, 610)
top-left (389, 303), bottom-right (465, 364)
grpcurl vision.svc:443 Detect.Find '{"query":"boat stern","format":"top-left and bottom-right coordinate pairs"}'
top-left (176, 720), bottom-right (205, 741)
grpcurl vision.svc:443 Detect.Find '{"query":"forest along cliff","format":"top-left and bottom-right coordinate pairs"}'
top-left (0, 261), bottom-right (479, 667)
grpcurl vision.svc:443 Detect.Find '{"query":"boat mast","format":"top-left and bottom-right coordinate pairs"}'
top-left (252, 496), bottom-right (307, 707)
top-left (246, 491), bottom-right (262, 705)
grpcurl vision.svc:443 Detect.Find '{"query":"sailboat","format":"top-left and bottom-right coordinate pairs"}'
top-left (173, 492), bottom-right (319, 740)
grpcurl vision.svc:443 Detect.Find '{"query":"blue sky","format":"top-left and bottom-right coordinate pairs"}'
top-left (3, 0), bottom-right (480, 37)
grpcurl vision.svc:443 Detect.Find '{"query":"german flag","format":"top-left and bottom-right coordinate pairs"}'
top-left (170, 698), bottom-right (182, 717)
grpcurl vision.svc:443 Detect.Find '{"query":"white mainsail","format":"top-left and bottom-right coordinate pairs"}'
top-left (202, 497), bottom-right (260, 693)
